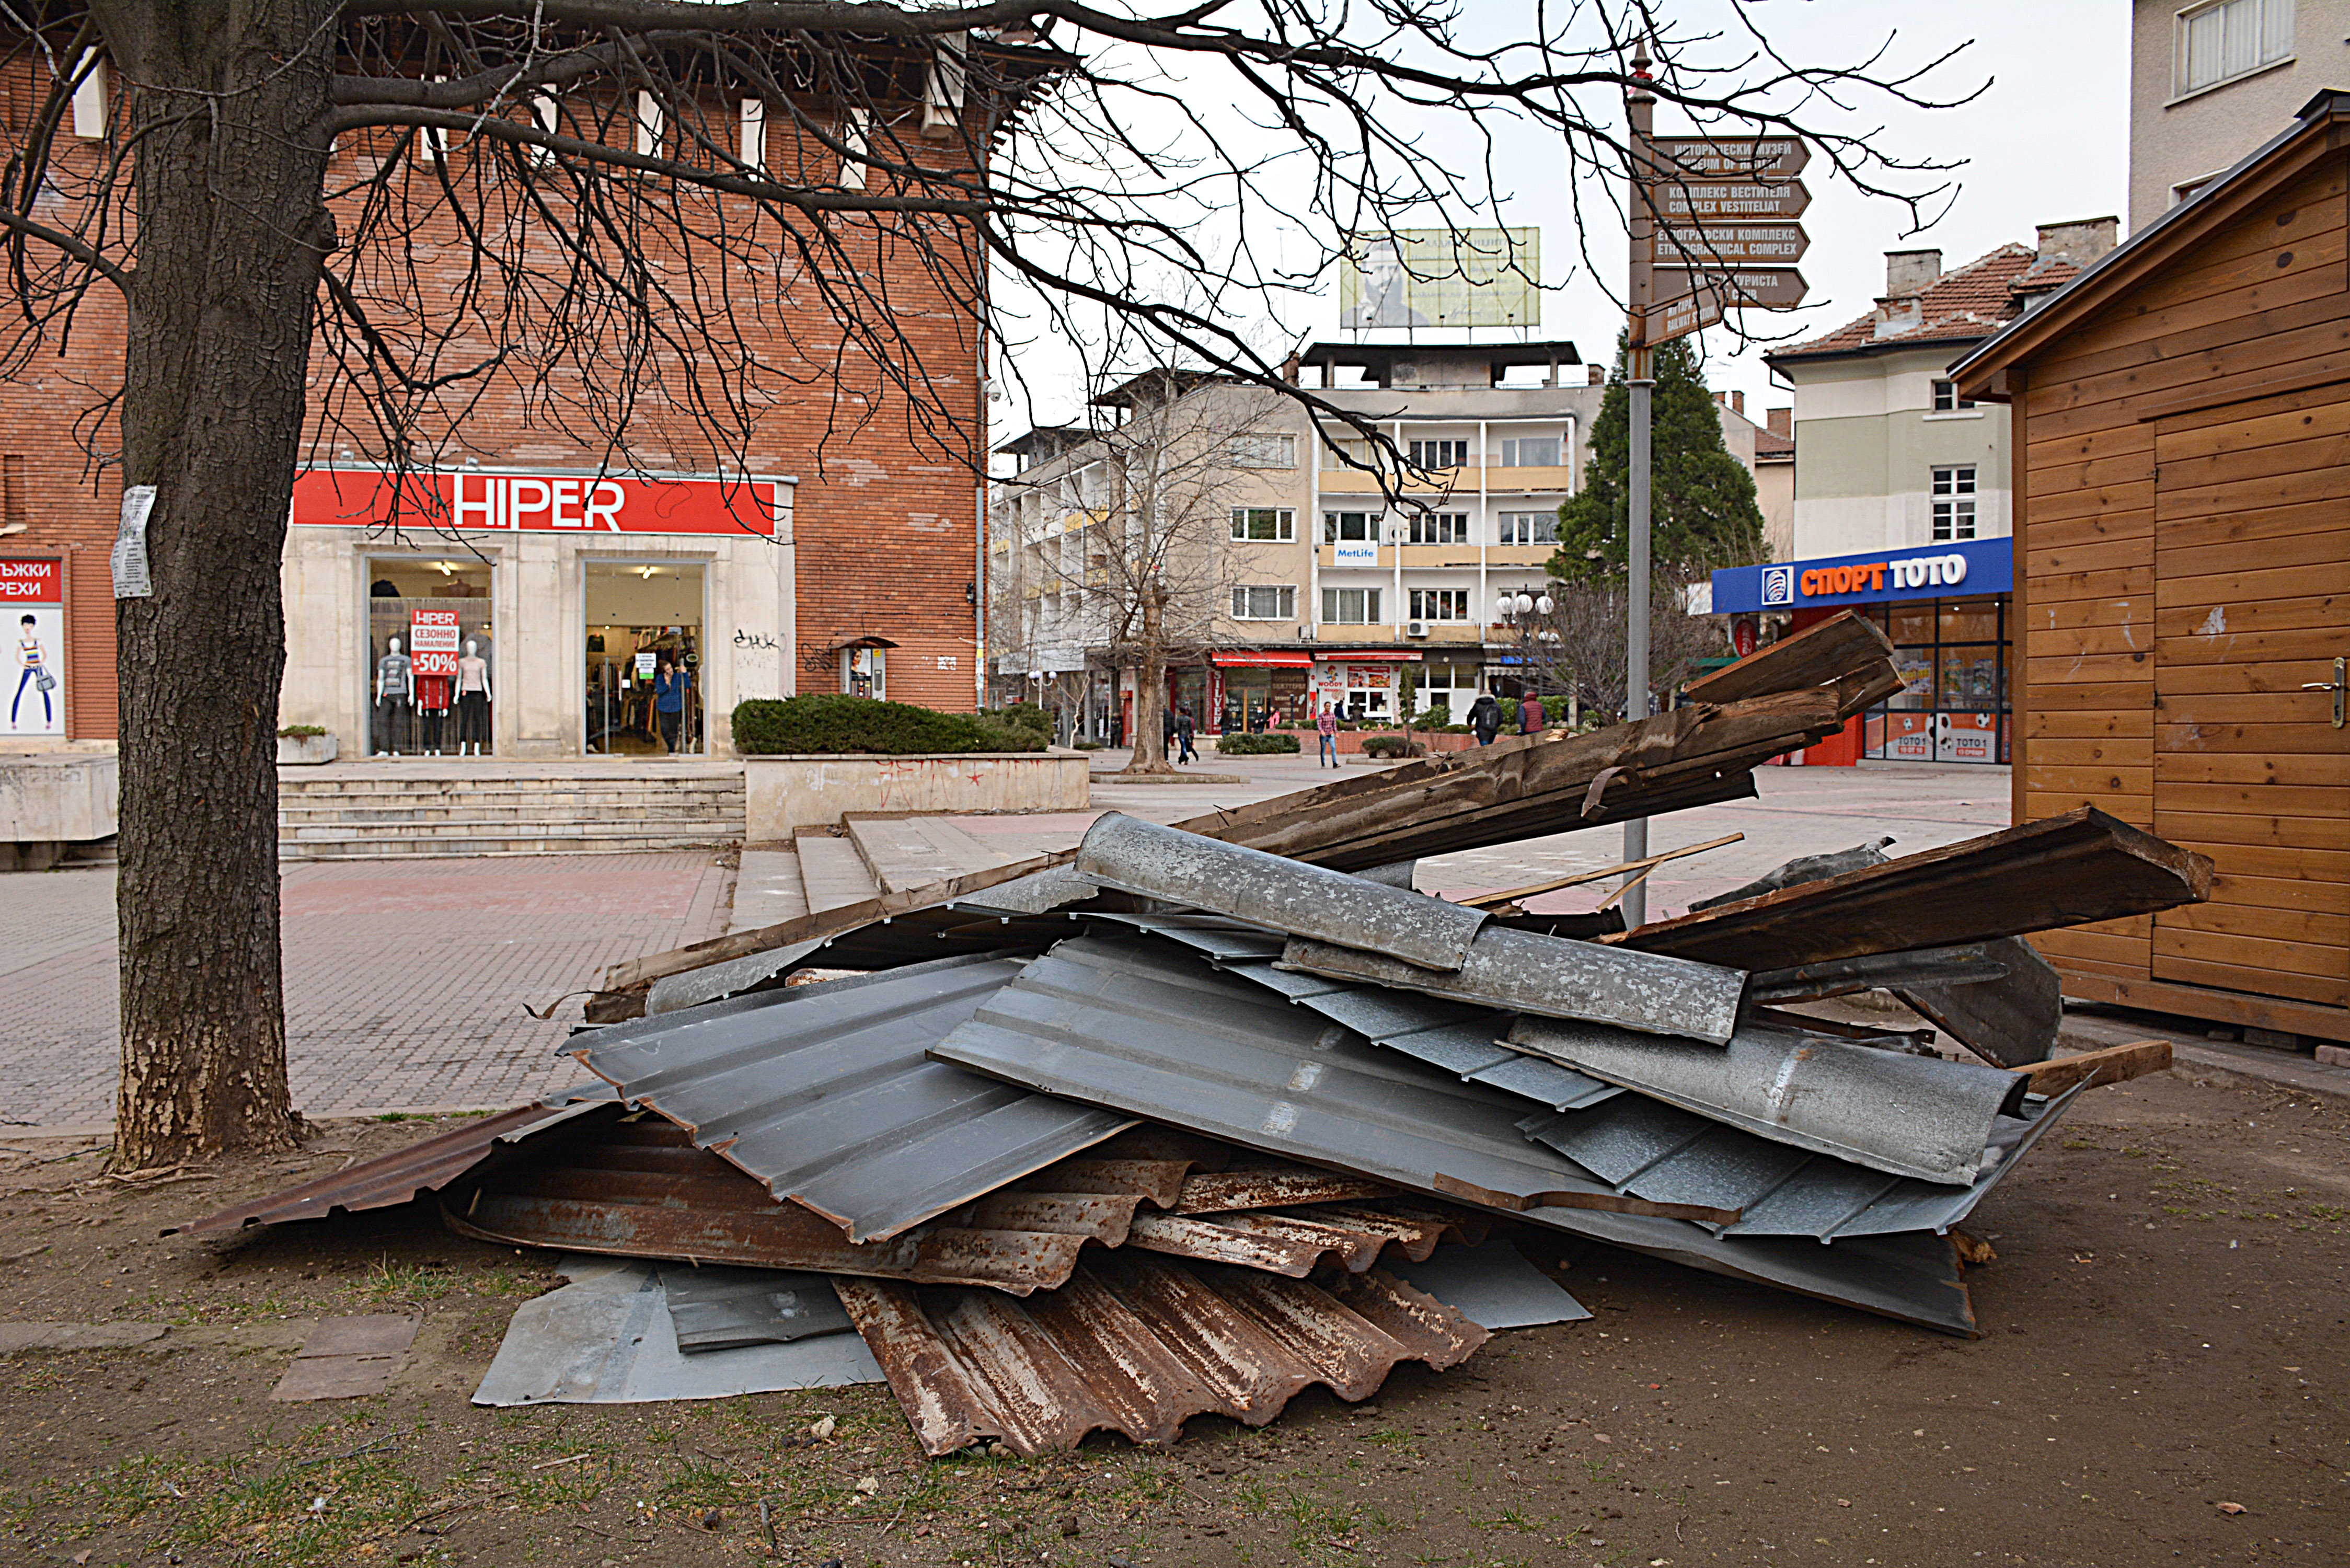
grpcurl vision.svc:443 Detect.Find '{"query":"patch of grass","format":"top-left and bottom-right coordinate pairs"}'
top-left (2311, 1204), bottom-right (2348, 1222)
top-left (353, 1256), bottom-right (453, 1304)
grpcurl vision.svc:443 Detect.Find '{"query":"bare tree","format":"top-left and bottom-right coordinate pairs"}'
top-left (0, 2), bottom-right (1971, 1166)
top-left (1509, 566), bottom-right (1725, 721)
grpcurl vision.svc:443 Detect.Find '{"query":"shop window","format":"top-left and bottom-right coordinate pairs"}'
top-left (1229, 506), bottom-right (1295, 541)
top-left (585, 561), bottom-right (705, 755)
top-left (1930, 380), bottom-right (1975, 412)
top-left (1930, 465), bottom-right (1976, 540)
top-left (1408, 512), bottom-right (1469, 545)
top-left (1228, 434), bottom-right (1296, 469)
top-left (1407, 439), bottom-right (1469, 469)
top-left (1940, 597), bottom-right (1999, 642)
top-left (1499, 435), bottom-right (1561, 467)
top-left (1497, 511), bottom-right (1557, 545)
top-left (1321, 587), bottom-right (1381, 624)
top-left (1409, 589), bottom-right (1470, 621)
top-left (1323, 510), bottom-right (1379, 543)
top-left (368, 557), bottom-right (494, 757)
top-left (1230, 584), bottom-right (1296, 620)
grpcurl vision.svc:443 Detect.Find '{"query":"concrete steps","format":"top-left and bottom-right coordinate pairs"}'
top-left (278, 769), bottom-right (745, 860)
top-left (792, 834), bottom-right (881, 912)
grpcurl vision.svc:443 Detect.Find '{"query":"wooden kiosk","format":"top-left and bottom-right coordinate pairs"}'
top-left (1953, 90), bottom-right (2349, 1045)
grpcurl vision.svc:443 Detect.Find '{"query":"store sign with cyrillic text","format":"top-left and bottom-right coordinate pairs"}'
top-left (1708, 536), bottom-right (2011, 614)
top-left (291, 468), bottom-right (788, 537)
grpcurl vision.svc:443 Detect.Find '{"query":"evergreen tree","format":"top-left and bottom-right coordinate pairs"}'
top-left (1550, 333), bottom-right (1766, 584)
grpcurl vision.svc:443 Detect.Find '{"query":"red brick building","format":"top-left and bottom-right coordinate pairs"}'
top-left (0, 37), bottom-right (1012, 755)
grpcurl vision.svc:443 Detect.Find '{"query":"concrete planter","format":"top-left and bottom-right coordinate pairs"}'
top-left (0, 752), bottom-right (118, 866)
top-left (743, 748), bottom-right (1089, 840)
top-left (277, 733), bottom-right (340, 766)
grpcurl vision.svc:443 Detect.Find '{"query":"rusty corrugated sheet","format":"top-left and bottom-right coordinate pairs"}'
top-left (1172, 1168), bottom-right (1397, 1214)
top-left (836, 1251), bottom-right (1489, 1456)
top-left (171, 1093), bottom-right (615, 1238)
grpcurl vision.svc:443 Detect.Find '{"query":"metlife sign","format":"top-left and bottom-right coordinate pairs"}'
top-left (1710, 537), bottom-right (2012, 614)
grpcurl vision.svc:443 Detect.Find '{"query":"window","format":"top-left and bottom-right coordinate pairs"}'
top-left (1321, 436), bottom-right (1374, 470)
top-left (1228, 434), bottom-right (1296, 468)
top-left (1231, 584), bottom-right (1297, 620)
top-left (1408, 512), bottom-right (1469, 545)
top-left (2178, 0), bottom-right (2293, 96)
top-left (1321, 587), bottom-right (1382, 624)
top-left (1229, 507), bottom-right (1295, 542)
top-left (1408, 439), bottom-right (1470, 469)
top-left (1323, 510), bottom-right (1379, 543)
top-left (635, 90), bottom-right (664, 156)
top-left (1930, 380), bottom-right (1974, 413)
top-left (1931, 465), bottom-right (1977, 541)
top-left (739, 99), bottom-right (766, 173)
top-left (840, 108), bottom-right (870, 191)
top-left (1409, 589), bottom-right (1470, 621)
top-left (1496, 511), bottom-right (1558, 545)
top-left (1499, 435), bottom-right (1562, 467)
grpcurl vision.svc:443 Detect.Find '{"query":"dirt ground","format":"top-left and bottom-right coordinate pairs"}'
top-left (1, 1067), bottom-right (2344, 1568)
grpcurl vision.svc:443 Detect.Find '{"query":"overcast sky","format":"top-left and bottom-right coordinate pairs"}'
top-left (989, 2), bottom-right (2134, 445)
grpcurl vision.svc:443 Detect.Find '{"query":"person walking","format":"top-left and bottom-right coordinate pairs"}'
top-left (1519, 691), bottom-right (1548, 737)
top-left (653, 655), bottom-right (691, 754)
top-left (1466, 690), bottom-right (1502, 747)
top-left (1161, 702), bottom-right (1177, 762)
top-left (1316, 702), bottom-right (1339, 767)
top-left (1176, 705), bottom-right (1197, 765)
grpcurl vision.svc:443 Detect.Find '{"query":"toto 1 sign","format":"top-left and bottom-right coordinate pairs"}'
top-left (292, 467), bottom-right (789, 537)
top-left (1709, 536), bottom-right (2011, 614)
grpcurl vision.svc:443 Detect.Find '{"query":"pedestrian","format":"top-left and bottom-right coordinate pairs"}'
top-left (1316, 702), bottom-right (1339, 767)
top-left (1466, 690), bottom-right (1501, 747)
top-left (1161, 702), bottom-right (1177, 762)
top-left (1520, 691), bottom-right (1547, 736)
top-left (1176, 705), bottom-right (1197, 764)
top-left (653, 655), bottom-right (690, 753)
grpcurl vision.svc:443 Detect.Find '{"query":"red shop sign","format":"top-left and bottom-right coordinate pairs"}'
top-left (292, 468), bottom-right (786, 537)
top-left (0, 557), bottom-right (62, 603)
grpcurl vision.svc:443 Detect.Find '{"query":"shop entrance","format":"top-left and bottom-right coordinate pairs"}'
top-left (367, 557), bottom-right (494, 757)
top-left (585, 561), bottom-right (705, 756)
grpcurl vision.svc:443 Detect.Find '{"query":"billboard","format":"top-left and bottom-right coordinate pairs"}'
top-left (1340, 228), bottom-right (1539, 329)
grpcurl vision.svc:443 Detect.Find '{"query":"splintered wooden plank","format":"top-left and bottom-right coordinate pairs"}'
top-left (1610, 808), bottom-right (2212, 969)
top-left (1678, 609), bottom-right (1901, 709)
top-left (2020, 1040), bottom-right (2172, 1097)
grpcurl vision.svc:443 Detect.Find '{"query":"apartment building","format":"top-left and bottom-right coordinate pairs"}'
top-left (2130, 0), bottom-right (2348, 232)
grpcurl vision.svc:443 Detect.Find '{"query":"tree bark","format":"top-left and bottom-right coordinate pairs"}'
top-left (1126, 582), bottom-right (1171, 773)
top-left (97, 1), bottom-right (341, 1167)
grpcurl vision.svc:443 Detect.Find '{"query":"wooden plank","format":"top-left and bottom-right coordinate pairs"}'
top-left (1679, 609), bottom-right (1901, 709)
top-left (2155, 627), bottom-right (2349, 666)
top-left (2028, 709), bottom-right (2152, 739)
top-left (2026, 420), bottom-right (2153, 471)
top-left (2153, 952), bottom-right (2348, 1009)
top-left (2153, 496), bottom-right (2350, 556)
top-left (2037, 951), bottom-right (2153, 983)
top-left (2050, 966), bottom-right (2350, 1042)
top-left (2018, 595), bottom-right (2150, 635)
top-left (2022, 679), bottom-right (2157, 712)
top-left (2157, 659), bottom-right (2341, 697)
top-left (2013, 374), bottom-right (2033, 833)
top-left (2026, 537), bottom-right (2154, 582)
top-left (2153, 593), bottom-right (2344, 638)
top-left (2026, 483), bottom-right (2156, 529)
top-left (2161, 532), bottom-right (2350, 584)
top-left (2151, 780), bottom-right (2346, 818)
top-left (2154, 461), bottom-right (2350, 523)
top-left (2032, 566), bottom-right (2155, 604)
top-left (2155, 751), bottom-right (2350, 786)
top-left (2151, 691), bottom-right (2337, 726)
top-left (1615, 808), bottom-right (2210, 969)
top-left (2156, 563), bottom-right (2350, 608)
top-left (2019, 1040), bottom-right (2172, 1097)
top-left (2029, 452), bottom-right (2157, 500)
top-left (2020, 765), bottom-right (2148, 803)
top-left (2154, 395), bottom-right (2350, 465)
top-left (2030, 509), bottom-right (2155, 554)
top-left (2029, 736), bottom-right (2153, 768)
top-left (2161, 900), bottom-right (2350, 947)
top-left (2031, 327), bottom-right (2350, 443)
top-left (2023, 792), bottom-right (2153, 827)
top-left (2029, 927), bottom-right (2152, 967)
top-left (2159, 840), bottom-right (2350, 883)
top-left (2037, 257), bottom-right (2344, 387)
top-left (2026, 651), bottom-right (2153, 686)
top-left (2026, 624), bottom-right (2153, 659)
top-left (2155, 808), bottom-right (2350, 851)
top-left (2156, 720), bottom-right (2350, 754)
top-left (2152, 932), bottom-right (2350, 995)
top-left (2207, 871), bottom-right (2350, 915)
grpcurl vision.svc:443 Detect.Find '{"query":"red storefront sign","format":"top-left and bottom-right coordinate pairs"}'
top-left (409, 608), bottom-right (460, 677)
top-left (292, 468), bottom-right (785, 536)
top-left (0, 557), bottom-right (61, 603)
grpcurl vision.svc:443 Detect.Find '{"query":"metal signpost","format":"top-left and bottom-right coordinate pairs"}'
top-left (1619, 53), bottom-right (1810, 927)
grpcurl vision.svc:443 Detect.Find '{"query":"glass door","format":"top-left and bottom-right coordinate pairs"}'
top-left (584, 560), bottom-right (706, 755)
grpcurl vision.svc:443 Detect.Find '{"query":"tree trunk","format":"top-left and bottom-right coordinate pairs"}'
top-left (1126, 585), bottom-right (1171, 774)
top-left (97, 1), bottom-right (340, 1167)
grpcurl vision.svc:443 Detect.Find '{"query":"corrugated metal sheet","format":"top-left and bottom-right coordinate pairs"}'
top-left (1506, 1016), bottom-right (2030, 1185)
top-left (928, 932), bottom-right (1985, 1334)
top-left (171, 1088), bottom-right (618, 1237)
top-left (1076, 812), bottom-right (1492, 972)
top-left (1517, 1077), bottom-right (2091, 1241)
top-left (566, 952), bottom-right (1135, 1241)
top-left (836, 1252), bottom-right (1489, 1456)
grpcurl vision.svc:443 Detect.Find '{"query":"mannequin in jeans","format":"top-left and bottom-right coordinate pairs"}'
top-left (373, 636), bottom-right (413, 755)
top-left (456, 640), bottom-right (492, 756)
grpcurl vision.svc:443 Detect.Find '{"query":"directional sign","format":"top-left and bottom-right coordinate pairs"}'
top-left (1650, 136), bottom-right (1810, 181)
top-left (1654, 266), bottom-right (1808, 312)
top-left (1640, 290), bottom-right (1723, 344)
top-left (1655, 179), bottom-right (1811, 222)
top-left (1657, 222), bottom-right (1809, 266)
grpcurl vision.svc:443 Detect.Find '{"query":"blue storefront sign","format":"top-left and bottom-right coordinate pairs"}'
top-left (1710, 536), bottom-right (2012, 614)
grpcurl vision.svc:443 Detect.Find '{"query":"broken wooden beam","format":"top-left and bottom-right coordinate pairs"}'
top-left (2017, 1039), bottom-right (2173, 1096)
top-left (1682, 608), bottom-right (1904, 711)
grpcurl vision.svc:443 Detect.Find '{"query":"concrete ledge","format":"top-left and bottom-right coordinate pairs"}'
top-left (744, 750), bottom-right (1089, 839)
top-left (0, 751), bottom-right (117, 848)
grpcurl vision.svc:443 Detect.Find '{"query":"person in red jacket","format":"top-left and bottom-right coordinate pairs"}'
top-left (1520, 692), bottom-right (1547, 736)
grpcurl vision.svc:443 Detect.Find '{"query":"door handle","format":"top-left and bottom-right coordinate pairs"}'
top-left (2302, 655), bottom-right (2347, 729)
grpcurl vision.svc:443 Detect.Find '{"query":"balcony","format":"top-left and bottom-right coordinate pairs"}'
top-left (1317, 464), bottom-right (1574, 495)
top-left (1316, 541), bottom-right (1562, 569)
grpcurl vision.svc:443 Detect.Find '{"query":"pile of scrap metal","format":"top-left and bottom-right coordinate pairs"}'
top-left (180, 614), bottom-right (2209, 1458)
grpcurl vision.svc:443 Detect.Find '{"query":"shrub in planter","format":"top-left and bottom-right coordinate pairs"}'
top-left (1360, 733), bottom-right (1422, 759)
top-left (277, 723), bottom-right (328, 739)
top-left (991, 701), bottom-right (1056, 746)
top-left (1216, 731), bottom-right (1299, 755)
top-left (731, 694), bottom-right (1047, 755)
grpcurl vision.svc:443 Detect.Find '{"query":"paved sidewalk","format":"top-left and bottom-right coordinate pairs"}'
top-left (0, 852), bottom-right (729, 1132)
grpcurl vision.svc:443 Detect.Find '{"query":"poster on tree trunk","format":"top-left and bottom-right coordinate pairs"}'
top-left (2, 557), bottom-right (64, 737)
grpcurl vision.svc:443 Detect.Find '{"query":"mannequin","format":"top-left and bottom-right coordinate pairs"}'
top-left (456, 639), bottom-right (492, 756)
top-left (373, 636), bottom-right (413, 755)
top-left (414, 664), bottom-right (451, 755)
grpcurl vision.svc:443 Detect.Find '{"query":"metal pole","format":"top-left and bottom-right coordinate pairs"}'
top-left (1621, 39), bottom-right (1656, 928)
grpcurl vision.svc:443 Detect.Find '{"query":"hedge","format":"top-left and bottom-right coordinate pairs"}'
top-left (1215, 732), bottom-right (1299, 755)
top-left (731, 694), bottom-right (1049, 755)
top-left (1361, 733), bottom-right (1421, 759)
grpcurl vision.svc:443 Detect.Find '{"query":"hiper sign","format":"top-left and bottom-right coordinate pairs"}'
top-left (409, 609), bottom-right (460, 678)
top-left (292, 468), bottom-right (789, 537)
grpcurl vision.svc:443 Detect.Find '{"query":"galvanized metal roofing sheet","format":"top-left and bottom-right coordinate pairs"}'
top-left (1507, 1016), bottom-right (2030, 1186)
top-left (1516, 1077), bottom-right (2090, 1242)
top-left (928, 933), bottom-right (1983, 1334)
top-left (566, 952), bottom-right (1136, 1241)
top-left (836, 1251), bottom-right (1488, 1456)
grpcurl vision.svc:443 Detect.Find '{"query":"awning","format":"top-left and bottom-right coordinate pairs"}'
top-left (1317, 650), bottom-right (1424, 662)
top-left (825, 636), bottom-right (900, 653)
top-left (1212, 651), bottom-right (1314, 667)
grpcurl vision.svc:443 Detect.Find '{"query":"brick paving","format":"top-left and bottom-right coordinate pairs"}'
top-left (0, 851), bottom-right (728, 1131)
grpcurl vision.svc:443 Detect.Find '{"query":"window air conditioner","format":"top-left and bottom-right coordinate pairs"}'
top-left (1406, 620), bottom-right (1429, 638)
